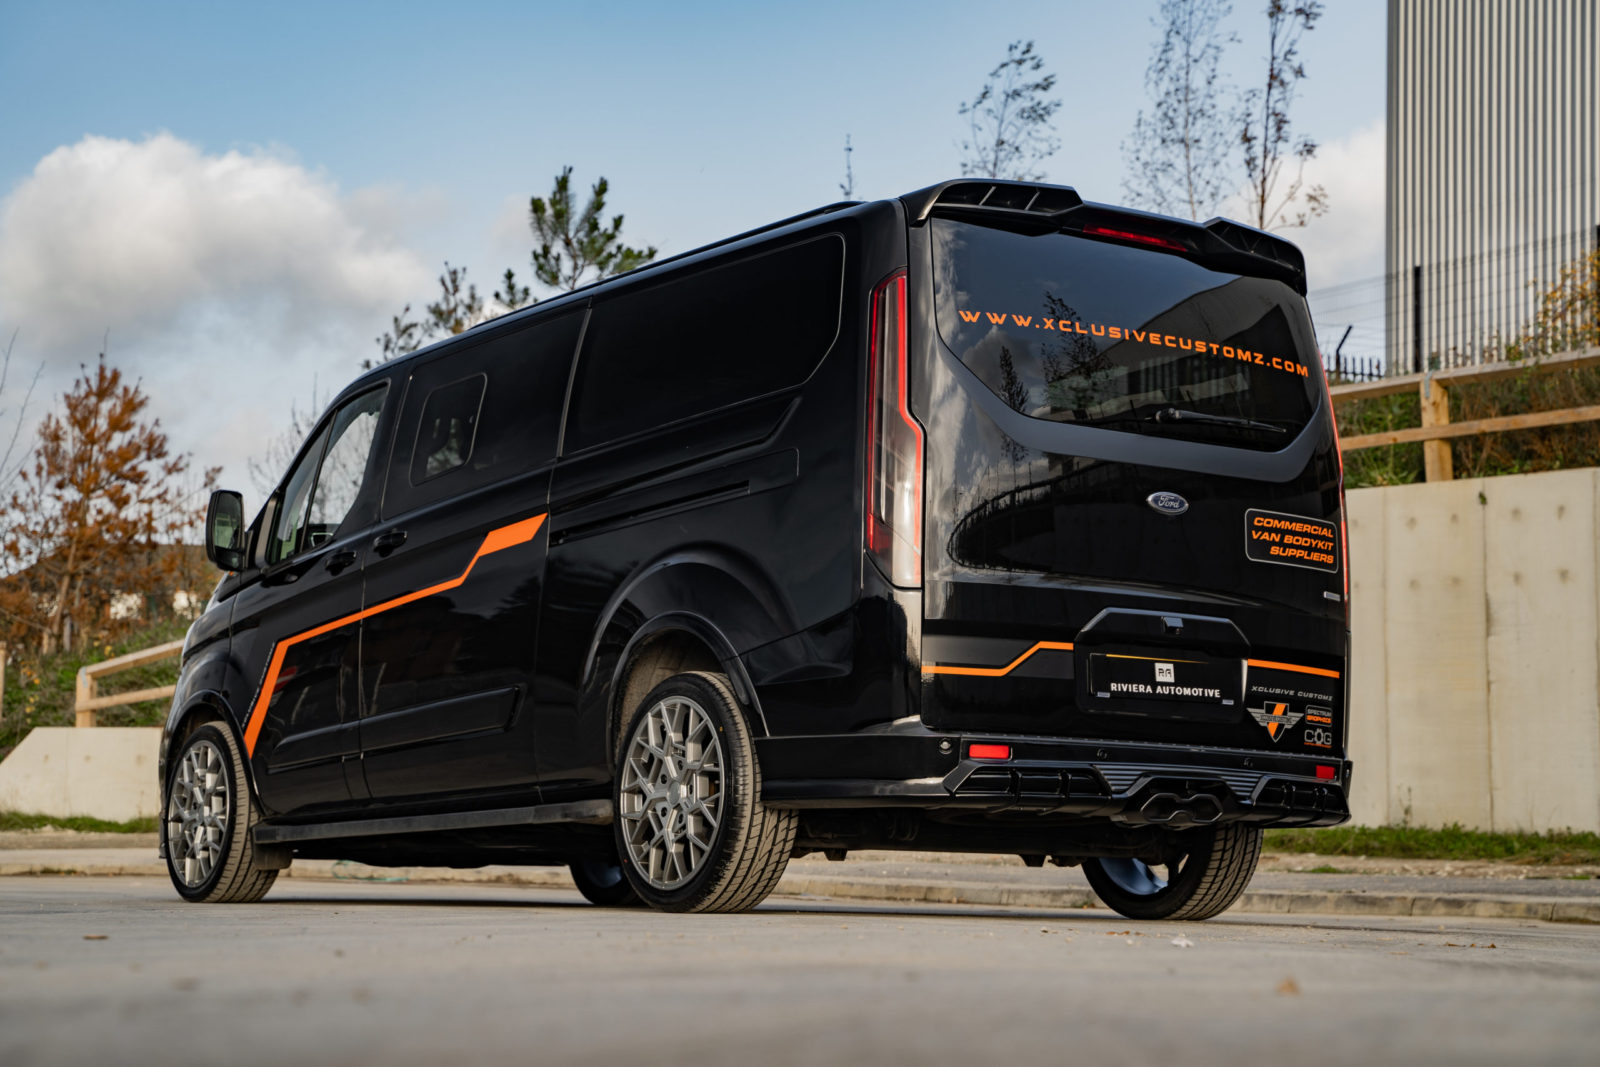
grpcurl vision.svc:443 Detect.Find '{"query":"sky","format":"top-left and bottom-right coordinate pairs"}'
top-left (0, 0), bottom-right (1386, 494)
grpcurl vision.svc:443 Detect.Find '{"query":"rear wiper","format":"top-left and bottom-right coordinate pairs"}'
top-left (1150, 407), bottom-right (1287, 435)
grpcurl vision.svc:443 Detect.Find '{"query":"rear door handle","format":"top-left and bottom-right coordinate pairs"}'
top-left (372, 529), bottom-right (408, 555)
top-left (324, 549), bottom-right (358, 574)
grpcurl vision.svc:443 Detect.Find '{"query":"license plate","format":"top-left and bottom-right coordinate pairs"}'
top-left (1088, 652), bottom-right (1240, 705)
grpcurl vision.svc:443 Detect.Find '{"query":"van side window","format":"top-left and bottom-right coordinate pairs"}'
top-left (268, 385), bottom-right (389, 564)
top-left (565, 235), bottom-right (844, 452)
top-left (411, 374), bottom-right (486, 483)
top-left (383, 308), bottom-right (584, 518)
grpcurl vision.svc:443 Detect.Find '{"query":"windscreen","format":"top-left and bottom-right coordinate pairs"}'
top-left (932, 219), bottom-right (1323, 449)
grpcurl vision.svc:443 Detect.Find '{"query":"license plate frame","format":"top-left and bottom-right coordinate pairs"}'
top-left (1086, 651), bottom-right (1243, 709)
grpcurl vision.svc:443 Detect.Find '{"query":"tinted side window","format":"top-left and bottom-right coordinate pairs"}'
top-left (411, 374), bottom-right (486, 483)
top-left (268, 423), bottom-right (331, 565)
top-left (384, 308), bottom-right (583, 516)
top-left (267, 385), bottom-right (388, 563)
top-left (566, 235), bottom-right (844, 452)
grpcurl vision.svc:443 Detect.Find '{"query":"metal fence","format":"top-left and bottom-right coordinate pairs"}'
top-left (1310, 226), bottom-right (1600, 380)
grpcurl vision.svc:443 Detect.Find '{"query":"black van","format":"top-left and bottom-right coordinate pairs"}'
top-left (162, 179), bottom-right (1350, 920)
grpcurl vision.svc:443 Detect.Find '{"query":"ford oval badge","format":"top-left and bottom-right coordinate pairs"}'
top-left (1147, 491), bottom-right (1189, 517)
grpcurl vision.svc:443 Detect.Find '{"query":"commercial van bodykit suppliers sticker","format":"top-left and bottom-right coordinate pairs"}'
top-left (1244, 508), bottom-right (1339, 573)
top-left (241, 513), bottom-right (547, 756)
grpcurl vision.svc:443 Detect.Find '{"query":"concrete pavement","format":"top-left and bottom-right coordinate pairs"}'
top-left (2, 876), bottom-right (1597, 1067)
top-left (3, 835), bottom-right (1597, 922)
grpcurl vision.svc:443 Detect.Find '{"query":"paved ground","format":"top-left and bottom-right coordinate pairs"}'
top-left (2, 877), bottom-right (1597, 1067)
top-left (7, 843), bottom-right (1599, 921)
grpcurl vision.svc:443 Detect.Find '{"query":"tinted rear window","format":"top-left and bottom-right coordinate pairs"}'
top-left (566, 235), bottom-right (844, 452)
top-left (932, 219), bottom-right (1322, 448)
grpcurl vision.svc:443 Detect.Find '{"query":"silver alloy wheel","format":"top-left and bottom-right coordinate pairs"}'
top-left (166, 739), bottom-right (231, 888)
top-left (618, 695), bottom-right (725, 890)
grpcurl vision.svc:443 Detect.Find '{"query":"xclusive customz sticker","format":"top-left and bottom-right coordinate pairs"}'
top-left (1244, 509), bottom-right (1339, 573)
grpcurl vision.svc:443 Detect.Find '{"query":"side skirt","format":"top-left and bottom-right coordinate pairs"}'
top-left (252, 799), bottom-right (614, 846)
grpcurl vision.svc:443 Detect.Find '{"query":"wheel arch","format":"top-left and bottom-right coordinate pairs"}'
top-left (582, 545), bottom-right (793, 772)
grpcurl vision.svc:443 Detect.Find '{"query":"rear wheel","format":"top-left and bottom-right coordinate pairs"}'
top-left (613, 671), bottom-right (795, 913)
top-left (1082, 824), bottom-right (1261, 921)
top-left (568, 853), bottom-right (642, 907)
top-left (163, 723), bottom-right (277, 903)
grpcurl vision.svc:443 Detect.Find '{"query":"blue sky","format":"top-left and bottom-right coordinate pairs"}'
top-left (0, 0), bottom-right (1386, 488)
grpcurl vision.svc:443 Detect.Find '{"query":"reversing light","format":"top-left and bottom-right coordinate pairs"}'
top-left (865, 268), bottom-right (924, 587)
top-left (970, 744), bottom-right (1011, 761)
top-left (1082, 225), bottom-right (1187, 253)
top-left (1315, 765), bottom-right (1337, 780)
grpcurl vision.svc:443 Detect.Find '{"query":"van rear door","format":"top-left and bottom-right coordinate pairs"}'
top-left (914, 208), bottom-right (1345, 758)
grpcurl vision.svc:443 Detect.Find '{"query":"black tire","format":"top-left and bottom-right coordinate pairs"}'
top-left (162, 723), bottom-right (277, 904)
top-left (569, 853), bottom-right (643, 907)
top-left (1082, 824), bottom-right (1262, 921)
top-left (612, 670), bottom-right (796, 913)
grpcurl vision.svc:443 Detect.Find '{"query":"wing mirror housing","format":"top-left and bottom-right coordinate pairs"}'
top-left (204, 489), bottom-right (247, 572)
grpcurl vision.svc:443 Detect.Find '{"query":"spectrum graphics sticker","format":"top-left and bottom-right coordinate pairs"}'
top-left (1244, 509), bottom-right (1339, 573)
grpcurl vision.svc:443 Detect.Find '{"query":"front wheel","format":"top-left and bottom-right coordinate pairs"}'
top-left (613, 671), bottom-right (796, 913)
top-left (1082, 824), bottom-right (1261, 921)
top-left (163, 723), bottom-right (277, 903)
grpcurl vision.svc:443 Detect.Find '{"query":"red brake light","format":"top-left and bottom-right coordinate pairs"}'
top-left (1316, 765), bottom-right (1337, 780)
top-left (1082, 225), bottom-right (1187, 252)
top-left (970, 744), bottom-right (1011, 761)
top-left (865, 269), bottom-right (923, 587)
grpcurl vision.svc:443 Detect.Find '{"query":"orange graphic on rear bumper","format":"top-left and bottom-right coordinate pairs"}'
top-left (922, 641), bottom-right (1075, 677)
top-left (241, 513), bottom-right (547, 756)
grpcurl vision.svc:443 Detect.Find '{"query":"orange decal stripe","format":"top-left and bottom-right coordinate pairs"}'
top-left (1246, 658), bottom-right (1341, 679)
top-left (242, 513), bottom-right (547, 756)
top-left (922, 640), bottom-right (1074, 677)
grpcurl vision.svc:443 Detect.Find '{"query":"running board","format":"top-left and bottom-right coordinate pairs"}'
top-left (252, 799), bottom-right (614, 846)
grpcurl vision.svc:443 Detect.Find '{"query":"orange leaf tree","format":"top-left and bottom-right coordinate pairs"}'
top-left (0, 356), bottom-right (216, 652)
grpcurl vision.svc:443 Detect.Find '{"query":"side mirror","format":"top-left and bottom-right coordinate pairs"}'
top-left (204, 490), bottom-right (247, 572)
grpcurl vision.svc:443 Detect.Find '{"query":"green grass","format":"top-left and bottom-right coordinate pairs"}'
top-left (0, 811), bottom-right (158, 834)
top-left (1264, 824), bottom-right (1600, 865)
top-left (0, 618), bottom-right (190, 760)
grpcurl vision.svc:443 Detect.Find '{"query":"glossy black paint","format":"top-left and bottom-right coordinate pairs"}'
top-left (160, 180), bottom-right (1350, 871)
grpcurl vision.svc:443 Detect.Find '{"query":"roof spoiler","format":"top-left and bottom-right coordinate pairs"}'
top-left (899, 179), bottom-right (1308, 294)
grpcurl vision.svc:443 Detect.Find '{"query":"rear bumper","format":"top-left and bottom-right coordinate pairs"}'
top-left (756, 730), bottom-right (1351, 828)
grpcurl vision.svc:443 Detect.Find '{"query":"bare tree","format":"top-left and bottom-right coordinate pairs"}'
top-left (958, 40), bottom-right (1062, 181)
top-left (1123, 0), bottom-right (1239, 220)
top-left (1239, 0), bottom-right (1328, 230)
top-left (246, 383), bottom-right (329, 498)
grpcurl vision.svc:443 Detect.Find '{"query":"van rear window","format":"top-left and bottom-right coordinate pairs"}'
top-left (931, 219), bottom-right (1322, 448)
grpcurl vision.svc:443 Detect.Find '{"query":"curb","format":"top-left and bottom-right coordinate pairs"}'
top-left (4, 853), bottom-right (1596, 923)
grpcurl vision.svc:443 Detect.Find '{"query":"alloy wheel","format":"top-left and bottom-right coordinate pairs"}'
top-left (618, 695), bottom-right (725, 890)
top-left (166, 739), bottom-right (232, 888)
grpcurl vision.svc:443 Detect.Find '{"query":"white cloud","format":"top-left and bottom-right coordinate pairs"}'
top-left (0, 133), bottom-right (432, 492)
top-left (1287, 119), bottom-right (1385, 289)
top-left (0, 133), bottom-right (428, 352)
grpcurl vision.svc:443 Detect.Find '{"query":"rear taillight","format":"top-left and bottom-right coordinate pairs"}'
top-left (1325, 364), bottom-right (1350, 612)
top-left (865, 268), bottom-right (924, 587)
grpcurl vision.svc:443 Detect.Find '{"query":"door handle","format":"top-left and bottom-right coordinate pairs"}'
top-left (323, 549), bottom-right (358, 575)
top-left (372, 529), bottom-right (408, 555)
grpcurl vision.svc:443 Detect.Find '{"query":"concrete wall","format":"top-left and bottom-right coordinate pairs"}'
top-left (1345, 467), bottom-right (1600, 832)
top-left (0, 727), bottom-right (161, 822)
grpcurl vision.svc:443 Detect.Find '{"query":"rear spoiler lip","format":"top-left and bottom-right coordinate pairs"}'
top-left (899, 179), bottom-right (1308, 295)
